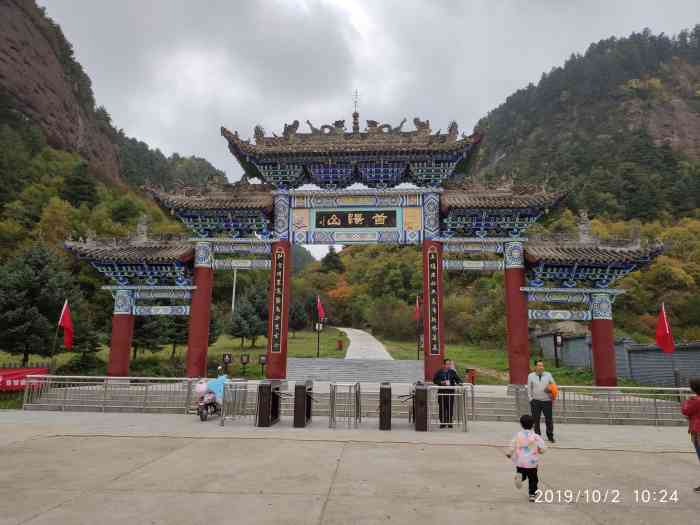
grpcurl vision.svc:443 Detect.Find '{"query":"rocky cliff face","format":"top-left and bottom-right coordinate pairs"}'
top-left (0, 0), bottom-right (120, 181)
top-left (624, 60), bottom-right (700, 161)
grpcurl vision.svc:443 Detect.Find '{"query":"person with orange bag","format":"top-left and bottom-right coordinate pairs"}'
top-left (527, 359), bottom-right (557, 443)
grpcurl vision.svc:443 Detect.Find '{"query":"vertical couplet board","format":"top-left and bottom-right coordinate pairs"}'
top-left (504, 241), bottom-right (530, 385)
top-left (108, 289), bottom-right (135, 376)
top-left (266, 241), bottom-right (291, 379)
top-left (186, 242), bottom-right (214, 377)
top-left (422, 240), bottom-right (445, 381)
top-left (590, 293), bottom-right (617, 386)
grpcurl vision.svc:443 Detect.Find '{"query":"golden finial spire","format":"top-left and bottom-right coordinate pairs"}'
top-left (352, 89), bottom-right (360, 133)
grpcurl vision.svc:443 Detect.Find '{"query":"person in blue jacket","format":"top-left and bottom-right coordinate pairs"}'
top-left (433, 358), bottom-right (462, 428)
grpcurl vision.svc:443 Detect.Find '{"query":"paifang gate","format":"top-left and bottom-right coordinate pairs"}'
top-left (65, 111), bottom-right (661, 387)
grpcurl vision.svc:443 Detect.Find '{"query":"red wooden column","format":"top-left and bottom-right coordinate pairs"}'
top-left (186, 242), bottom-right (214, 377)
top-left (422, 240), bottom-right (445, 381)
top-left (504, 241), bottom-right (530, 385)
top-left (107, 289), bottom-right (135, 376)
top-left (266, 241), bottom-right (291, 379)
top-left (591, 293), bottom-right (617, 386)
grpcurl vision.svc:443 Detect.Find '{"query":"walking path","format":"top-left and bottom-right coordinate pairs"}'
top-left (337, 327), bottom-right (393, 360)
top-left (0, 411), bottom-right (697, 525)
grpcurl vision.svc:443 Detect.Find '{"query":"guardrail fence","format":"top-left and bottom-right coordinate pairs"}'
top-left (20, 375), bottom-right (694, 428)
top-left (556, 385), bottom-right (693, 426)
top-left (329, 382), bottom-right (361, 428)
top-left (220, 379), bottom-right (254, 426)
top-left (23, 375), bottom-right (196, 413)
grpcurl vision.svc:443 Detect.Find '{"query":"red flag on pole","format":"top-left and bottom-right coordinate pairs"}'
top-left (58, 300), bottom-right (74, 350)
top-left (655, 303), bottom-right (675, 354)
top-left (316, 295), bottom-right (326, 321)
top-left (413, 295), bottom-right (421, 321)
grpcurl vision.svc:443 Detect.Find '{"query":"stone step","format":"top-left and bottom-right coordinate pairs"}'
top-left (286, 358), bottom-right (423, 383)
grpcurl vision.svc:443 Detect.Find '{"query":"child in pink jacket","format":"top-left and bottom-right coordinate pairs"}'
top-left (681, 377), bottom-right (700, 493)
top-left (506, 414), bottom-right (546, 502)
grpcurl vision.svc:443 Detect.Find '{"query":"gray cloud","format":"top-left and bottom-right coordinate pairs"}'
top-left (39, 0), bottom-right (700, 181)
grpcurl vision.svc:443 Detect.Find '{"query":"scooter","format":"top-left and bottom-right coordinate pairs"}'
top-left (197, 390), bottom-right (220, 421)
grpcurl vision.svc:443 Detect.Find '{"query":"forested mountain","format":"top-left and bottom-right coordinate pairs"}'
top-left (470, 26), bottom-right (700, 221)
top-left (116, 131), bottom-right (226, 189)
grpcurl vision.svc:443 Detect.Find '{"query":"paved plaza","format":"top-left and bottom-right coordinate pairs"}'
top-left (0, 411), bottom-right (698, 525)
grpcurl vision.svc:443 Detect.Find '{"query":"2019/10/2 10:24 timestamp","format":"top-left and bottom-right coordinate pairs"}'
top-left (533, 488), bottom-right (680, 504)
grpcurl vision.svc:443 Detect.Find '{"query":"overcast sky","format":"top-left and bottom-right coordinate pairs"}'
top-left (38, 1), bottom-right (700, 258)
top-left (39, 0), bottom-right (700, 178)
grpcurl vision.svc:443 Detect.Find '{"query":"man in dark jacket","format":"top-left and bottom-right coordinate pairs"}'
top-left (433, 359), bottom-right (462, 428)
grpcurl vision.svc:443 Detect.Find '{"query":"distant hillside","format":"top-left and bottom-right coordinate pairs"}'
top-left (0, 0), bottom-right (223, 190)
top-left (471, 27), bottom-right (700, 220)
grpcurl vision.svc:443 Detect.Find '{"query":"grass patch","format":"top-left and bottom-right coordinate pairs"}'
top-left (1, 328), bottom-right (349, 380)
top-left (383, 338), bottom-right (509, 369)
top-left (380, 337), bottom-right (641, 387)
top-left (0, 392), bottom-right (24, 409)
top-left (201, 328), bottom-right (349, 378)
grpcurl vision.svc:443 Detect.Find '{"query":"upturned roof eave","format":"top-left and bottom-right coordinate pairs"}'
top-left (63, 241), bottom-right (194, 265)
top-left (221, 126), bottom-right (480, 159)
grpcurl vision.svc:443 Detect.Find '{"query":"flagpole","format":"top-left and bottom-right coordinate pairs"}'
top-left (316, 313), bottom-right (320, 358)
top-left (50, 318), bottom-right (61, 372)
top-left (666, 303), bottom-right (680, 387)
top-left (51, 300), bottom-right (69, 370)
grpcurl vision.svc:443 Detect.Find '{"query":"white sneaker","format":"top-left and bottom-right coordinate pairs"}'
top-left (514, 474), bottom-right (523, 489)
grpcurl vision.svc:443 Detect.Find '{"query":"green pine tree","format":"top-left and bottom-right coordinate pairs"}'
top-left (60, 161), bottom-right (97, 209)
top-left (320, 246), bottom-right (344, 273)
top-left (289, 300), bottom-right (308, 337)
top-left (0, 245), bottom-right (85, 365)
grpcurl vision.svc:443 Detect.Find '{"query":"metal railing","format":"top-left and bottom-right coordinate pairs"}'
top-left (20, 376), bottom-right (693, 429)
top-left (426, 384), bottom-right (474, 432)
top-left (22, 375), bottom-right (198, 413)
top-left (329, 382), bottom-right (361, 428)
top-left (220, 379), bottom-right (254, 426)
top-left (556, 385), bottom-right (693, 426)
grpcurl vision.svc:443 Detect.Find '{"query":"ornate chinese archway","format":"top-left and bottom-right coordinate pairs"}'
top-left (65, 113), bottom-right (661, 386)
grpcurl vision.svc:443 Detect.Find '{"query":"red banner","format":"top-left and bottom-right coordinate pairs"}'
top-left (0, 367), bottom-right (48, 391)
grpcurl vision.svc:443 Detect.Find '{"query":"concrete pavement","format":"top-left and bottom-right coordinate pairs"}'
top-left (337, 327), bottom-right (393, 360)
top-left (0, 411), bottom-right (698, 525)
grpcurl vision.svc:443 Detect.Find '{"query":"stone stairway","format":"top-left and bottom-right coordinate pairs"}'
top-left (286, 358), bottom-right (423, 383)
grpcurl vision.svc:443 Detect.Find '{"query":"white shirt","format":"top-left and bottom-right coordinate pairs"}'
top-left (528, 371), bottom-right (554, 401)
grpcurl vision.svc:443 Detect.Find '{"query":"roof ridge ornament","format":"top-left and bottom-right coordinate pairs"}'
top-left (393, 118), bottom-right (407, 133)
top-left (254, 125), bottom-right (265, 143)
top-left (447, 121), bottom-right (459, 141)
top-left (496, 176), bottom-right (514, 193)
top-left (413, 117), bottom-right (431, 135)
top-left (306, 120), bottom-right (320, 134)
top-left (283, 120), bottom-right (299, 139)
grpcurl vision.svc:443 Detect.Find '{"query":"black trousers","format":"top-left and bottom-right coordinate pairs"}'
top-left (517, 467), bottom-right (539, 496)
top-left (530, 400), bottom-right (554, 440)
top-left (438, 391), bottom-right (454, 424)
